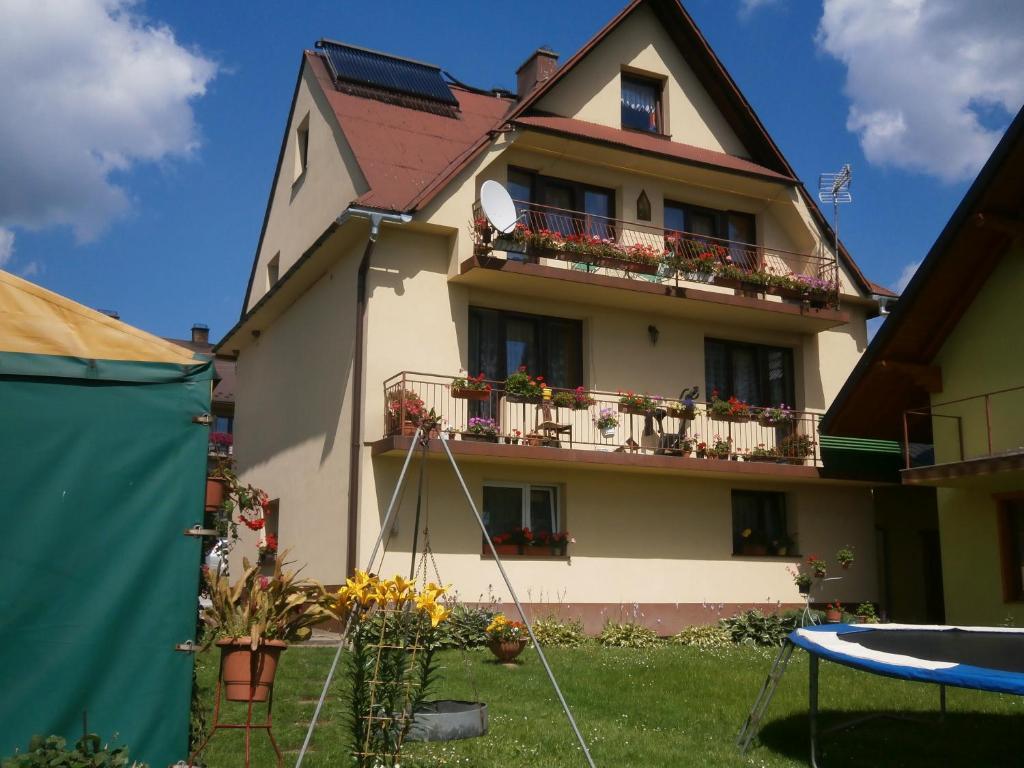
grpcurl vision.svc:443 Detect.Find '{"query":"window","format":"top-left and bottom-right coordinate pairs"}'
top-left (732, 491), bottom-right (789, 556)
top-left (214, 414), bottom-right (233, 434)
top-left (621, 74), bottom-right (663, 133)
top-left (999, 498), bottom-right (1024, 601)
top-left (664, 201), bottom-right (755, 244)
top-left (267, 253), bottom-right (280, 290)
top-left (507, 168), bottom-right (615, 239)
top-left (469, 307), bottom-right (583, 390)
top-left (705, 338), bottom-right (794, 408)
top-left (294, 115), bottom-right (310, 181)
top-left (483, 483), bottom-right (559, 541)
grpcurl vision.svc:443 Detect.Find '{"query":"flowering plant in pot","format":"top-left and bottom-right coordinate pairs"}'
top-left (595, 407), bottom-right (618, 438)
top-left (504, 367), bottom-right (543, 402)
top-left (779, 433), bottom-right (815, 462)
top-left (205, 462), bottom-right (272, 575)
top-left (708, 390), bottom-right (750, 422)
top-left (807, 555), bottom-right (827, 579)
top-left (855, 601), bottom-right (879, 624)
top-left (200, 553), bottom-right (337, 702)
top-left (739, 527), bottom-right (769, 556)
top-left (257, 533), bottom-right (278, 566)
top-left (665, 396), bottom-right (696, 420)
top-left (386, 388), bottom-right (426, 435)
top-left (450, 371), bottom-right (491, 400)
top-left (461, 416), bottom-right (499, 442)
top-left (710, 434), bottom-right (732, 459)
top-left (617, 390), bottom-right (656, 414)
top-left (825, 602), bottom-right (843, 623)
top-left (542, 530), bottom-right (575, 555)
top-left (209, 430), bottom-right (233, 456)
top-left (788, 565), bottom-right (813, 595)
top-left (757, 403), bottom-right (793, 427)
top-left (553, 386), bottom-right (595, 410)
top-left (485, 614), bottom-right (529, 662)
top-left (836, 545), bottom-right (855, 569)
top-left (747, 443), bottom-right (780, 462)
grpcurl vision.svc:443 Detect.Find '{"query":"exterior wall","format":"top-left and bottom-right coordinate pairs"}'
top-left (930, 242), bottom-right (1024, 624)
top-left (230, 235), bottom-right (363, 582)
top-left (246, 61), bottom-right (367, 312)
top-left (364, 456), bottom-right (876, 633)
top-left (536, 4), bottom-right (747, 157)
top-left (873, 485), bottom-right (940, 623)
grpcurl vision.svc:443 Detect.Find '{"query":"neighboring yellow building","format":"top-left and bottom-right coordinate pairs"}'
top-left (824, 106), bottom-right (1024, 627)
top-left (218, 0), bottom-right (894, 632)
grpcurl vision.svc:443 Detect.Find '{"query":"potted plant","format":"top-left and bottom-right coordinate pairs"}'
top-left (387, 388), bottom-right (425, 436)
top-left (549, 530), bottom-right (574, 556)
top-left (553, 386), bottom-right (594, 410)
top-left (504, 429), bottom-right (523, 445)
top-left (622, 242), bottom-right (664, 275)
top-left (460, 416), bottom-right (499, 442)
top-left (695, 438), bottom-right (708, 458)
top-left (486, 613), bottom-right (529, 663)
top-left (788, 565), bottom-right (813, 595)
top-left (617, 391), bottom-right (656, 415)
top-left (708, 390), bottom-right (751, 423)
top-left (779, 433), bottom-right (815, 463)
top-left (257, 533), bottom-right (278, 566)
top-left (595, 407), bottom-right (619, 438)
top-left (504, 367), bottom-right (543, 403)
top-left (473, 215), bottom-right (491, 245)
top-left (855, 601), bottom-right (879, 624)
top-left (772, 534), bottom-right (796, 557)
top-left (200, 553), bottom-right (337, 702)
top-left (807, 555), bottom-right (827, 579)
top-left (209, 431), bottom-right (233, 457)
top-left (665, 397), bottom-right (696, 420)
top-left (450, 371), bottom-right (492, 400)
top-left (836, 545), bottom-right (855, 569)
top-left (747, 444), bottom-right (780, 462)
top-left (738, 528), bottom-right (769, 556)
top-left (825, 602), bottom-right (843, 624)
top-left (709, 434), bottom-right (732, 459)
top-left (756, 403), bottom-right (793, 428)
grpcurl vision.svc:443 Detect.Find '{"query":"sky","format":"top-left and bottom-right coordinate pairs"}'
top-left (1, 0), bottom-right (1022, 342)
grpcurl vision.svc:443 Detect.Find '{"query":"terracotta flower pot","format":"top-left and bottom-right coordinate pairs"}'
top-left (825, 610), bottom-right (842, 624)
top-left (205, 477), bottom-right (228, 512)
top-left (217, 638), bottom-right (287, 702)
top-left (488, 638), bottom-right (527, 663)
top-left (451, 388), bottom-right (490, 401)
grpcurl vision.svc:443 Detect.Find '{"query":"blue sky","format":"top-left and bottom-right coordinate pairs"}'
top-left (1, 0), bottom-right (1020, 342)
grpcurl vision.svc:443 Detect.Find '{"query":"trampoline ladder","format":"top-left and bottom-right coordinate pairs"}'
top-left (737, 640), bottom-right (795, 753)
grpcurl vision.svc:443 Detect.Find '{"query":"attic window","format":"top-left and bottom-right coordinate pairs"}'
top-left (267, 253), bottom-right (280, 290)
top-left (294, 115), bottom-right (310, 181)
top-left (621, 74), bottom-right (663, 134)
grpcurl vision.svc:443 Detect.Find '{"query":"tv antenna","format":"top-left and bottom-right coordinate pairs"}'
top-left (818, 164), bottom-right (852, 261)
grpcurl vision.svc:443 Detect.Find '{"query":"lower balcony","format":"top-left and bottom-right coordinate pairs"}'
top-left (374, 372), bottom-right (830, 481)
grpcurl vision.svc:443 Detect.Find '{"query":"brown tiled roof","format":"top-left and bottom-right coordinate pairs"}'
top-left (166, 337), bottom-right (236, 405)
top-left (513, 115), bottom-right (795, 182)
top-left (306, 53), bottom-right (513, 212)
top-left (867, 281), bottom-right (899, 298)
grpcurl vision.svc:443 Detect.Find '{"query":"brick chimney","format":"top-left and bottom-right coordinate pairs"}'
top-left (516, 48), bottom-right (559, 99)
top-left (191, 323), bottom-right (210, 344)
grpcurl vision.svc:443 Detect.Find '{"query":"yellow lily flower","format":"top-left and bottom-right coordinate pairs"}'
top-left (429, 603), bottom-right (451, 627)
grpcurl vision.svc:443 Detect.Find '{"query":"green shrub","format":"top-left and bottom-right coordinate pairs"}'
top-left (2, 734), bottom-right (145, 768)
top-left (531, 616), bottom-right (587, 648)
top-left (597, 621), bottom-right (661, 649)
top-left (433, 603), bottom-right (495, 649)
top-left (719, 609), bottom-right (798, 647)
top-left (671, 624), bottom-right (732, 650)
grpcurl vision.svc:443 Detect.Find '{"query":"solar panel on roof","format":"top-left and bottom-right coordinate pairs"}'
top-left (317, 40), bottom-right (458, 107)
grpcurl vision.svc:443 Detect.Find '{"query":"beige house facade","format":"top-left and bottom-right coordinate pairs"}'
top-left (220, 0), bottom-right (892, 632)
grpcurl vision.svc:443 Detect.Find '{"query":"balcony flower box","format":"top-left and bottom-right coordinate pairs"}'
top-left (387, 414), bottom-right (419, 436)
top-left (490, 543), bottom-right (522, 556)
top-left (709, 412), bottom-right (751, 424)
top-left (452, 388), bottom-right (490, 401)
top-left (460, 432), bottom-right (498, 443)
top-left (665, 404), bottom-right (695, 420)
top-left (451, 372), bottom-right (492, 401)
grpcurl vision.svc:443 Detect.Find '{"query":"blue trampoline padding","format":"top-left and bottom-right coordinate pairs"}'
top-left (790, 624), bottom-right (1024, 696)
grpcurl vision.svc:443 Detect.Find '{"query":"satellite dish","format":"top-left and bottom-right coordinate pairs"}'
top-left (480, 180), bottom-right (519, 234)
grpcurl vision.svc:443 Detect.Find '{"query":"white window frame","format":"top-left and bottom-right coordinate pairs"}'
top-left (482, 481), bottom-right (559, 535)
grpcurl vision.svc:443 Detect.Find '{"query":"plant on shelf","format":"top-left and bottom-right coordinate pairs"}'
top-left (694, 437), bottom-right (708, 458)
top-left (664, 396), bottom-right (696, 420)
top-left (807, 554), bottom-right (827, 579)
top-left (780, 432), bottom-right (815, 461)
top-left (772, 534), bottom-right (796, 557)
top-left (825, 602), bottom-right (843, 623)
top-left (486, 614), bottom-right (529, 662)
top-left (540, 530), bottom-right (575, 556)
top-left (622, 242), bottom-right (665, 271)
top-left (757, 403), bottom-right (794, 427)
top-left (709, 434), bottom-right (732, 459)
top-left (855, 601), bottom-right (879, 624)
top-left (836, 545), bottom-right (855, 569)
top-left (387, 388), bottom-right (426, 435)
top-left (747, 443), bottom-right (780, 462)
top-left (505, 428), bottom-right (523, 445)
top-left (462, 416), bottom-right (499, 442)
top-left (560, 386), bottom-right (596, 409)
top-left (257, 533), bottom-right (278, 565)
top-left (595, 407), bottom-right (618, 438)
top-left (788, 565), bottom-right (813, 595)
top-left (618, 390), bottom-right (657, 414)
top-left (209, 431), bottom-right (233, 456)
top-left (450, 371), bottom-right (491, 400)
top-left (739, 527), bottom-right (770, 556)
top-left (708, 390), bottom-right (751, 422)
top-left (504, 366), bottom-right (544, 401)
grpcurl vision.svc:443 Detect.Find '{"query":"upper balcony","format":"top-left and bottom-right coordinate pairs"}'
top-left (902, 384), bottom-right (1024, 486)
top-left (456, 200), bottom-right (849, 333)
top-left (373, 372), bottom-right (832, 482)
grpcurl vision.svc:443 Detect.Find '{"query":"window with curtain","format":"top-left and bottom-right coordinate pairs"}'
top-left (469, 307), bottom-right (582, 389)
top-left (508, 167), bottom-right (615, 238)
top-left (621, 74), bottom-right (662, 133)
top-left (705, 338), bottom-right (794, 408)
top-left (483, 483), bottom-right (559, 540)
top-left (664, 201), bottom-right (756, 245)
top-left (732, 491), bottom-right (789, 555)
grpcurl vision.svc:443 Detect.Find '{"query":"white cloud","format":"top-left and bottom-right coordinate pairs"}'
top-left (0, 0), bottom-right (217, 241)
top-left (0, 228), bottom-right (13, 267)
top-left (893, 260), bottom-right (920, 293)
top-left (20, 261), bottom-right (40, 278)
top-left (818, 0), bottom-right (1024, 182)
top-left (739, 0), bottom-right (780, 19)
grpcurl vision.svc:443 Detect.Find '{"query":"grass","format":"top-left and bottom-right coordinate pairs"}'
top-left (194, 644), bottom-right (1024, 767)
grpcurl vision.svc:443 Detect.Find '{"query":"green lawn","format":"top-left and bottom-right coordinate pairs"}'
top-left (194, 644), bottom-right (1023, 767)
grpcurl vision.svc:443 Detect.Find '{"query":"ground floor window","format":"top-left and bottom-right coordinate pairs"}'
top-left (732, 490), bottom-right (791, 556)
top-left (483, 482), bottom-right (559, 548)
top-left (998, 497), bottom-right (1024, 601)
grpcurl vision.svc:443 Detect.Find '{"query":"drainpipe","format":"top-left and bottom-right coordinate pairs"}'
top-left (343, 207), bottom-right (411, 579)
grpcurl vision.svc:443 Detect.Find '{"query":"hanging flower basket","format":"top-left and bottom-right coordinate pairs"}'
top-left (205, 477), bottom-right (228, 512)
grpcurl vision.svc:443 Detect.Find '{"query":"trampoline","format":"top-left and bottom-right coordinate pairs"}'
top-left (738, 623), bottom-right (1024, 766)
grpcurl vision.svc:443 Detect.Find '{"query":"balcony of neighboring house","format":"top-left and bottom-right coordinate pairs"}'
top-left (901, 384), bottom-right (1024, 487)
top-left (456, 199), bottom-right (848, 333)
top-left (372, 372), bottom-right (827, 481)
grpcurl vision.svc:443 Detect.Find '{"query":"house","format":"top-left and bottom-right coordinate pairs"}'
top-left (217, 0), bottom-right (894, 632)
top-left (167, 322), bottom-right (237, 457)
top-left (823, 106), bottom-right (1024, 627)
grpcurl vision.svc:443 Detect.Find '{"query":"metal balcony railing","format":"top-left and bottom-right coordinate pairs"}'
top-left (384, 372), bottom-right (822, 466)
top-left (471, 200), bottom-right (840, 308)
top-left (903, 384), bottom-right (1024, 469)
